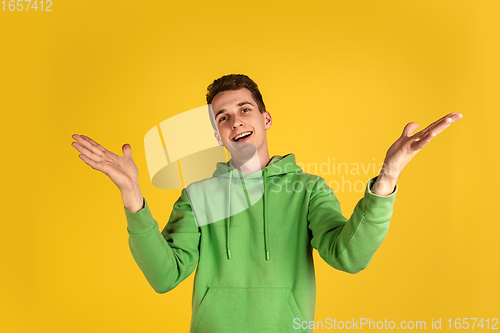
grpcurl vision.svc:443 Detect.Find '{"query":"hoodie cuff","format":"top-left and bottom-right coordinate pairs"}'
top-left (124, 198), bottom-right (157, 233)
top-left (361, 176), bottom-right (398, 221)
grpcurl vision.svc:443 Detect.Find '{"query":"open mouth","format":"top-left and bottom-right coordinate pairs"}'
top-left (232, 131), bottom-right (253, 142)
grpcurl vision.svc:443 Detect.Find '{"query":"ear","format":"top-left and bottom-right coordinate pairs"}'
top-left (214, 131), bottom-right (224, 146)
top-left (264, 111), bottom-right (272, 130)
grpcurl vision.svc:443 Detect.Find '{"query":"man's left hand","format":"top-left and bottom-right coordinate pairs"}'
top-left (372, 112), bottom-right (464, 196)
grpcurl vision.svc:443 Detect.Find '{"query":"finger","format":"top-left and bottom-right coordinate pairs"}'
top-left (421, 112), bottom-right (464, 138)
top-left (79, 135), bottom-right (107, 152)
top-left (71, 141), bottom-right (104, 163)
top-left (416, 112), bottom-right (462, 137)
top-left (402, 122), bottom-right (420, 138)
top-left (404, 113), bottom-right (464, 152)
top-left (72, 134), bottom-right (107, 156)
top-left (72, 134), bottom-right (107, 159)
top-left (408, 113), bottom-right (463, 151)
top-left (72, 134), bottom-right (99, 153)
top-left (413, 121), bottom-right (442, 139)
top-left (78, 153), bottom-right (105, 172)
top-left (410, 131), bottom-right (436, 151)
top-left (122, 144), bottom-right (132, 158)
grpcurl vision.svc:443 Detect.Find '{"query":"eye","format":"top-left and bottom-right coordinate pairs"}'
top-left (219, 115), bottom-right (228, 123)
top-left (242, 108), bottom-right (250, 113)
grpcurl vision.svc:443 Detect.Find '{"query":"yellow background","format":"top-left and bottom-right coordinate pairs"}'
top-left (1, 0), bottom-right (498, 332)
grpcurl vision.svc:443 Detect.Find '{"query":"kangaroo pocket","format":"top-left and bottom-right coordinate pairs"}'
top-left (192, 287), bottom-right (307, 333)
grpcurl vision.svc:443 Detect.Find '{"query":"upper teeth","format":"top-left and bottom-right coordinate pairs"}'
top-left (234, 132), bottom-right (252, 141)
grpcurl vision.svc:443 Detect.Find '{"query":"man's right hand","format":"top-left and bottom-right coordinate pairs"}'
top-left (71, 134), bottom-right (144, 213)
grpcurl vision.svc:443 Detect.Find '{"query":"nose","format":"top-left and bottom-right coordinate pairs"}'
top-left (231, 115), bottom-right (244, 129)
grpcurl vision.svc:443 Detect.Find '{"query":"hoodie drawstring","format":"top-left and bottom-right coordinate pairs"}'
top-left (225, 163), bottom-right (271, 261)
top-left (263, 169), bottom-right (270, 261)
top-left (226, 170), bottom-right (232, 259)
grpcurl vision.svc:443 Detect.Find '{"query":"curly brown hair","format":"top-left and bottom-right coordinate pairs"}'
top-left (206, 74), bottom-right (266, 114)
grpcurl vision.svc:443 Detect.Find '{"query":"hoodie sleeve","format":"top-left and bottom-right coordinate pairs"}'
top-left (124, 189), bottom-right (200, 293)
top-left (307, 176), bottom-right (397, 273)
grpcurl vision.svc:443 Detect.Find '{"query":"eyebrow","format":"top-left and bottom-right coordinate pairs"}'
top-left (215, 101), bottom-right (255, 120)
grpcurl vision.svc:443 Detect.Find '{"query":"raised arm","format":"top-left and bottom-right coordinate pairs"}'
top-left (308, 112), bottom-right (463, 273)
top-left (308, 176), bottom-right (397, 274)
top-left (125, 190), bottom-right (200, 293)
top-left (71, 134), bottom-right (200, 293)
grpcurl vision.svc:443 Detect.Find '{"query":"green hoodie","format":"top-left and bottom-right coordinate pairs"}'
top-left (125, 154), bottom-right (397, 333)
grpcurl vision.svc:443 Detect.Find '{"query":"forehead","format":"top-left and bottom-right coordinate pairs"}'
top-left (211, 88), bottom-right (256, 114)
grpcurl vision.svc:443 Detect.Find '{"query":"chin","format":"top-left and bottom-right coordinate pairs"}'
top-left (226, 141), bottom-right (257, 159)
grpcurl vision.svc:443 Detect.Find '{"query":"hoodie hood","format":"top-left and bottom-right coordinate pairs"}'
top-left (209, 154), bottom-right (302, 261)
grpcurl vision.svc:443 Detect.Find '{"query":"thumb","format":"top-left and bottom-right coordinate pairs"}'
top-left (122, 143), bottom-right (133, 158)
top-left (402, 122), bottom-right (419, 138)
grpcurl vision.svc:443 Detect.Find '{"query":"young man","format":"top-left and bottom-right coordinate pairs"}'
top-left (71, 74), bottom-right (462, 333)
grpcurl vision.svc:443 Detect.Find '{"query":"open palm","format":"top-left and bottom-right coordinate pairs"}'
top-left (71, 134), bottom-right (139, 192)
top-left (381, 112), bottom-right (464, 178)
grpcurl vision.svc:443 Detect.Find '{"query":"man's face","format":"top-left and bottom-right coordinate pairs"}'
top-left (211, 88), bottom-right (272, 155)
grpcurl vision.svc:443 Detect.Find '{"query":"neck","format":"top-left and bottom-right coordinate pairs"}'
top-left (230, 147), bottom-right (271, 175)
